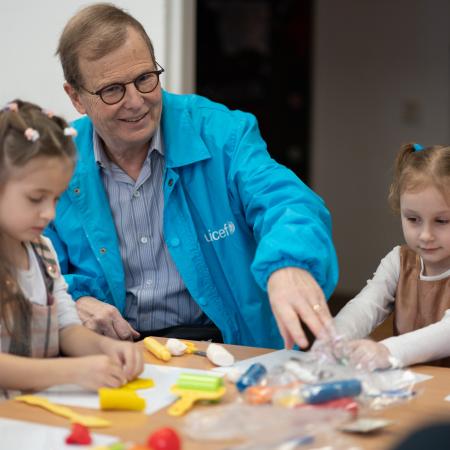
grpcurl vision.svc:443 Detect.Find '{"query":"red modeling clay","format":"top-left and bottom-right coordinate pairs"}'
top-left (65, 422), bottom-right (92, 445)
top-left (147, 427), bottom-right (181, 450)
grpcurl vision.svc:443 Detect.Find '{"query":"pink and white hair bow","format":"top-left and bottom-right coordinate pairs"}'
top-left (24, 128), bottom-right (40, 142)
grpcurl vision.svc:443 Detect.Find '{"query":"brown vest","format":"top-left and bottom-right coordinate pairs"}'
top-left (394, 245), bottom-right (450, 367)
top-left (0, 238), bottom-right (60, 399)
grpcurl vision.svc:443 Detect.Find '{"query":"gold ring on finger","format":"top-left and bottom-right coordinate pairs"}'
top-left (312, 303), bottom-right (322, 312)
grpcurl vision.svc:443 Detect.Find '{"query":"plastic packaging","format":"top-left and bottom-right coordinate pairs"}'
top-left (301, 379), bottom-right (362, 404)
top-left (236, 363), bottom-right (267, 392)
top-left (182, 402), bottom-right (351, 448)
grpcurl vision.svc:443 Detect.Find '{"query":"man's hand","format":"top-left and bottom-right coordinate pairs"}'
top-left (267, 267), bottom-right (333, 349)
top-left (76, 296), bottom-right (140, 341)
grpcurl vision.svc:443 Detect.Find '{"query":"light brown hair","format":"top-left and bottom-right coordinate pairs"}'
top-left (56, 3), bottom-right (156, 89)
top-left (0, 100), bottom-right (76, 353)
top-left (388, 143), bottom-right (450, 213)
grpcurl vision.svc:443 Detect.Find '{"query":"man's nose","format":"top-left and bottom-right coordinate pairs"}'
top-left (122, 83), bottom-right (144, 109)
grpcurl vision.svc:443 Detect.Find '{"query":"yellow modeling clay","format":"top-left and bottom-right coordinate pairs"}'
top-left (122, 377), bottom-right (154, 390)
top-left (99, 387), bottom-right (146, 411)
top-left (15, 395), bottom-right (110, 427)
top-left (143, 337), bottom-right (171, 361)
top-left (181, 340), bottom-right (198, 354)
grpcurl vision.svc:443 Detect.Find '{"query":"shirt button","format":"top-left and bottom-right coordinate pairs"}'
top-left (197, 296), bottom-right (207, 306)
top-left (133, 190), bottom-right (140, 198)
top-left (170, 237), bottom-right (180, 247)
top-left (140, 236), bottom-right (148, 244)
top-left (100, 247), bottom-right (107, 254)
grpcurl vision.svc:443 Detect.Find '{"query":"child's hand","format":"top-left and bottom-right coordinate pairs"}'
top-left (71, 355), bottom-right (128, 390)
top-left (100, 339), bottom-right (144, 382)
top-left (345, 339), bottom-right (392, 370)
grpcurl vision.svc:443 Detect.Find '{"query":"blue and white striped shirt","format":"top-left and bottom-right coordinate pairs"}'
top-left (93, 129), bottom-right (211, 332)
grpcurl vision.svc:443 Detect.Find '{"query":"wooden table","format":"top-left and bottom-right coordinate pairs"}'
top-left (0, 339), bottom-right (449, 449)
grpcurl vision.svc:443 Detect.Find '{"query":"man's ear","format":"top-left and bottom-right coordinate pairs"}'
top-left (64, 82), bottom-right (87, 115)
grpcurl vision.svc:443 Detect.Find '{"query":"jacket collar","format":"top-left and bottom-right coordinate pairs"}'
top-left (73, 90), bottom-right (211, 172)
top-left (161, 90), bottom-right (211, 168)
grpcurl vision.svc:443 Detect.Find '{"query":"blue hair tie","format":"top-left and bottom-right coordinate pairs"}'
top-left (412, 143), bottom-right (424, 152)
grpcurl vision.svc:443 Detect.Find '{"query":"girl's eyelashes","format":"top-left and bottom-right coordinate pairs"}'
top-left (404, 215), bottom-right (449, 224)
top-left (27, 196), bottom-right (43, 204)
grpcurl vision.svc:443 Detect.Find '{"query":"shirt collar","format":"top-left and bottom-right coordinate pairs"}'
top-left (93, 125), bottom-right (164, 170)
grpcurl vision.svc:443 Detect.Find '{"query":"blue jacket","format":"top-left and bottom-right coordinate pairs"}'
top-left (45, 91), bottom-right (338, 348)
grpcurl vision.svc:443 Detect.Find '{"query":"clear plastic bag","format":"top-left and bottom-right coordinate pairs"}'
top-left (238, 337), bottom-right (418, 411)
top-left (305, 336), bottom-right (419, 409)
top-left (182, 402), bottom-right (355, 449)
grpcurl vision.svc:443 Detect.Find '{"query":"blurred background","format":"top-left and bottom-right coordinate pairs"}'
top-left (1, 0), bottom-right (449, 318)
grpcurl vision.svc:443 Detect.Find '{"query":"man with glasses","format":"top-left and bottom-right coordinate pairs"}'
top-left (47, 3), bottom-right (338, 349)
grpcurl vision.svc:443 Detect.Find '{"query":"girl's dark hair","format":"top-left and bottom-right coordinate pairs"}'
top-left (0, 100), bottom-right (76, 353)
top-left (388, 143), bottom-right (450, 213)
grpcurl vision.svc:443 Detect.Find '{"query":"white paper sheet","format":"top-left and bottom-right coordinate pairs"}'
top-left (37, 363), bottom-right (223, 415)
top-left (213, 348), bottom-right (303, 375)
top-left (0, 417), bottom-right (117, 450)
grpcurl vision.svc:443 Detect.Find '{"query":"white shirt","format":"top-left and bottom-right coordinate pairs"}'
top-left (17, 238), bottom-right (81, 330)
top-left (334, 246), bottom-right (450, 367)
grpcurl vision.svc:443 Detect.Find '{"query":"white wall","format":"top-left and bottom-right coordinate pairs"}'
top-left (0, 0), bottom-right (196, 121)
top-left (3, 0), bottom-right (448, 296)
top-left (312, 0), bottom-right (450, 294)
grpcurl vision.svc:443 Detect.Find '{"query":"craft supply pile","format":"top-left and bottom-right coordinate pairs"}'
top-left (11, 337), bottom-right (422, 449)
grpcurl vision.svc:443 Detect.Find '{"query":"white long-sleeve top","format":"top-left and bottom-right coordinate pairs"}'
top-left (334, 246), bottom-right (450, 367)
top-left (17, 238), bottom-right (81, 330)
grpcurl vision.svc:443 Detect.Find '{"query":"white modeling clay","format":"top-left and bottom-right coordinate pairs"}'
top-left (165, 338), bottom-right (188, 356)
top-left (206, 343), bottom-right (235, 367)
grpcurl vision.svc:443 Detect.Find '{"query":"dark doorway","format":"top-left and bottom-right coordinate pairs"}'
top-left (196, 0), bottom-right (313, 182)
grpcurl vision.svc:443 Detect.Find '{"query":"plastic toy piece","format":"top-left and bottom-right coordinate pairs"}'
top-left (206, 343), bottom-right (235, 366)
top-left (272, 391), bottom-right (305, 408)
top-left (166, 338), bottom-right (188, 356)
top-left (15, 395), bottom-right (111, 427)
top-left (168, 373), bottom-right (226, 416)
top-left (147, 427), bottom-right (181, 450)
top-left (176, 373), bottom-right (223, 391)
top-left (122, 377), bottom-right (154, 390)
top-left (180, 340), bottom-right (198, 354)
top-left (99, 387), bottom-right (146, 411)
top-left (284, 360), bottom-right (318, 383)
top-left (301, 379), bottom-right (362, 404)
top-left (143, 337), bottom-right (172, 362)
top-left (245, 385), bottom-right (275, 404)
top-left (299, 397), bottom-right (359, 417)
top-left (91, 444), bottom-right (126, 450)
top-left (108, 443), bottom-right (127, 450)
top-left (245, 380), bottom-right (301, 405)
top-left (65, 422), bottom-right (92, 445)
top-left (235, 363), bottom-right (267, 392)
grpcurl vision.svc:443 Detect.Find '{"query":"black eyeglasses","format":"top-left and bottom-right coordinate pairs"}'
top-left (81, 63), bottom-right (164, 105)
